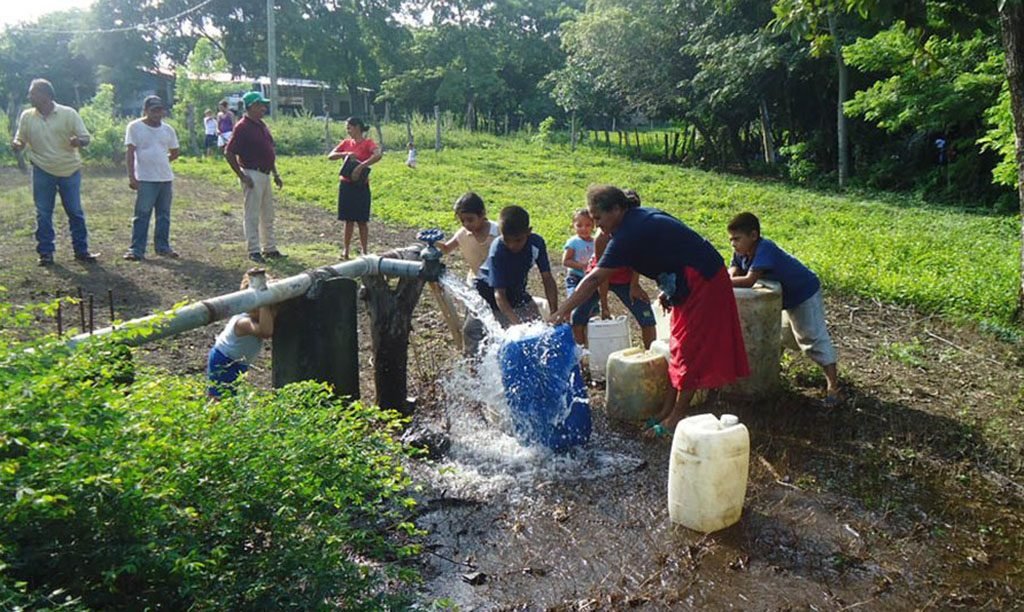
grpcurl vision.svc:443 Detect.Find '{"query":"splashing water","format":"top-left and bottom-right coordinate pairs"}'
top-left (428, 273), bottom-right (645, 501)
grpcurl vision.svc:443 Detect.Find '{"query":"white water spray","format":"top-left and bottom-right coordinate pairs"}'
top-left (422, 273), bottom-right (645, 501)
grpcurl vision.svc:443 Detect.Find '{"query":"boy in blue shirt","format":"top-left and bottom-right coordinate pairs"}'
top-left (727, 212), bottom-right (841, 406)
top-left (466, 205), bottom-right (560, 354)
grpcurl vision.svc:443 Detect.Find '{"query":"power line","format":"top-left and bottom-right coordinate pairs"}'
top-left (11, 0), bottom-right (216, 35)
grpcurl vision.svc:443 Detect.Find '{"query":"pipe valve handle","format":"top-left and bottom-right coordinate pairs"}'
top-left (416, 228), bottom-right (445, 248)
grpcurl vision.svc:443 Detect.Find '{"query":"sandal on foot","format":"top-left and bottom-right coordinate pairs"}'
top-left (643, 423), bottom-right (672, 439)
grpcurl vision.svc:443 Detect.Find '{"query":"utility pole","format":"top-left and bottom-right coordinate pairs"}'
top-left (267, 0), bottom-right (278, 118)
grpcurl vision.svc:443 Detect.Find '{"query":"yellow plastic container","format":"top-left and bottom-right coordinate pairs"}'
top-left (668, 413), bottom-right (750, 533)
top-left (727, 281), bottom-right (782, 395)
top-left (604, 347), bottom-right (673, 421)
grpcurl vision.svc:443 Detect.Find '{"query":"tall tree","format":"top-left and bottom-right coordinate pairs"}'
top-left (771, 0), bottom-right (864, 187)
top-left (997, 0), bottom-right (1024, 318)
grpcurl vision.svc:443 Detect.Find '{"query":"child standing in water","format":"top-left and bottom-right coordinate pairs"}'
top-left (438, 192), bottom-right (500, 284)
top-left (562, 209), bottom-right (596, 345)
top-left (727, 211), bottom-right (841, 406)
top-left (206, 269), bottom-right (276, 398)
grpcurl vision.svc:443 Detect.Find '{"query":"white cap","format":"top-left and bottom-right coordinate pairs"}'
top-left (720, 414), bottom-right (739, 427)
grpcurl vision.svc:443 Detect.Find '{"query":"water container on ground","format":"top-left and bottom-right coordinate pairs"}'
top-left (605, 347), bottom-right (673, 421)
top-left (498, 323), bottom-right (591, 451)
top-left (668, 413), bottom-right (750, 533)
top-left (727, 281), bottom-right (783, 395)
top-left (533, 296), bottom-right (551, 320)
top-left (650, 338), bottom-right (670, 361)
top-left (653, 304), bottom-right (671, 341)
top-left (587, 315), bottom-right (630, 381)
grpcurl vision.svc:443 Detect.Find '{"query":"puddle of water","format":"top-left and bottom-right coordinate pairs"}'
top-left (430, 273), bottom-right (646, 501)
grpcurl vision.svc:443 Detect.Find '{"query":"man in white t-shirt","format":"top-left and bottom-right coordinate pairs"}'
top-left (124, 95), bottom-right (180, 260)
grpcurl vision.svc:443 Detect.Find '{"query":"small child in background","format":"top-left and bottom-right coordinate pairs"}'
top-left (406, 141), bottom-right (417, 168)
top-left (727, 211), bottom-right (841, 406)
top-left (207, 269), bottom-right (276, 398)
top-left (203, 110), bottom-right (218, 157)
top-left (562, 208), bottom-right (595, 345)
top-left (438, 191), bottom-right (500, 284)
top-left (465, 205), bottom-right (560, 354)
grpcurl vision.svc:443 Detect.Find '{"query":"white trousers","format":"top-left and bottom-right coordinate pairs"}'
top-left (242, 169), bottom-right (276, 253)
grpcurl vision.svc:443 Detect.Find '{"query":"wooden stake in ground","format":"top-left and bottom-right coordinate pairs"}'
top-left (361, 245), bottom-right (428, 415)
top-left (429, 281), bottom-right (463, 352)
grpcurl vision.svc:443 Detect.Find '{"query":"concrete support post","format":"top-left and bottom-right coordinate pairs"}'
top-left (271, 277), bottom-right (360, 398)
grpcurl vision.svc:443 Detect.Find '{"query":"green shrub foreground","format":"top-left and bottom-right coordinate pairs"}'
top-left (179, 141), bottom-right (1019, 327)
top-left (0, 299), bottom-right (420, 610)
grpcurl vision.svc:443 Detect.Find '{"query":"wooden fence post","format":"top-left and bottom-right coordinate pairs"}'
top-left (361, 246), bottom-right (427, 415)
top-left (434, 105), bottom-right (442, 152)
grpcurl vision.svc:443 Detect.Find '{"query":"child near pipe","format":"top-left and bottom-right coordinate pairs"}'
top-left (465, 205), bottom-right (560, 355)
top-left (206, 269), bottom-right (276, 398)
top-left (438, 191), bottom-right (500, 284)
top-left (727, 211), bottom-right (841, 407)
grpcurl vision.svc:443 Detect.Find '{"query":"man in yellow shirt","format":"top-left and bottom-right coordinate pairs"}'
top-left (11, 79), bottom-right (99, 266)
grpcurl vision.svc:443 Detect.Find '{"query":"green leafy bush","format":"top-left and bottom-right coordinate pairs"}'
top-left (778, 141), bottom-right (817, 184)
top-left (77, 84), bottom-right (125, 165)
top-left (0, 299), bottom-right (420, 609)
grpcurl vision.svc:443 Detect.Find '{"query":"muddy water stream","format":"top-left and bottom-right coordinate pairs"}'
top-left (408, 275), bottom-right (1023, 609)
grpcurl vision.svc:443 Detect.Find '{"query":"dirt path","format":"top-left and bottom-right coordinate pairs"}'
top-left (1, 167), bottom-right (1022, 608)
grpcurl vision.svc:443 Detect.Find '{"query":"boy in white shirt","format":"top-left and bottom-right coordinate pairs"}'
top-left (203, 109), bottom-right (217, 157)
top-left (124, 96), bottom-right (180, 260)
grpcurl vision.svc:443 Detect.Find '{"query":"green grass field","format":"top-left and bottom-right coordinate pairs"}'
top-left (177, 139), bottom-right (1020, 327)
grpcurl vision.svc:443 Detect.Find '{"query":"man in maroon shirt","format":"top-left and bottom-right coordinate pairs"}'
top-left (225, 91), bottom-right (286, 263)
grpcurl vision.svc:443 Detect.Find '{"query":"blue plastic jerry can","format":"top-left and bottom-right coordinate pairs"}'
top-left (497, 324), bottom-right (591, 451)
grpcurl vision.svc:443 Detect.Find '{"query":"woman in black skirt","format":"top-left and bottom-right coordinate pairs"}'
top-left (328, 117), bottom-right (382, 259)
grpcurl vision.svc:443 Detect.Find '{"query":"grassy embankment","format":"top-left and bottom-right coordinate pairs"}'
top-left (178, 136), bottom-right (1020, 329)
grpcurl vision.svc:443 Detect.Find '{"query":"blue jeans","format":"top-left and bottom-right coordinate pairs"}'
top-left (130, 181), bottom-right (173, 256)
top-left (32, 167), bottom-right (89, 255)
top-left (569, 278), bottom-right (657, 328)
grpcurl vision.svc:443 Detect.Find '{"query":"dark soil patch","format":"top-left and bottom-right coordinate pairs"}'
top-left (1, 167), bottom-right (1022, 608)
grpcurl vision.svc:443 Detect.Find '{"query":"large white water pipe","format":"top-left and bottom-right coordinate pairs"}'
top-left (69, 253), bottom-right (439, 348)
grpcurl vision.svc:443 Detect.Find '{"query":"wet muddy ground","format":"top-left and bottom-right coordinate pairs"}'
top-left (1, 168), bottom-right (1022, 609)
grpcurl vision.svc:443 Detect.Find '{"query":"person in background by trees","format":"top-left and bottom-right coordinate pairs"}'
top-left (551, 185), bottom-right (749, 437)
top-left (216, 99), bottom-right (234, 152)
top-left (203, 109), bottom-right (217, 157)
top-left (11, 78), bottom-right (100, 266)
top-left (123, 95), bottom-right (180, 261)
top-left (225, 91), bottom-right (285, 264)
top-left (328, 117), bottom-right (382, 260)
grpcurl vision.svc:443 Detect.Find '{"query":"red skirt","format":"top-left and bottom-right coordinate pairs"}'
top-left (668, 266), bottom-right (750, 391)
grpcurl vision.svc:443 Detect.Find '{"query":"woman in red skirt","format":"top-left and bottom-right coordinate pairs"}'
top-left (551, 185), bottom-right (749, 436)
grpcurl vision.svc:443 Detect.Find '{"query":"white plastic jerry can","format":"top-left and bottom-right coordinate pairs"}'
top-left (586, 315), bottom-right (630, 381)
top-left (668, 413), bottom-right (750, 533)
